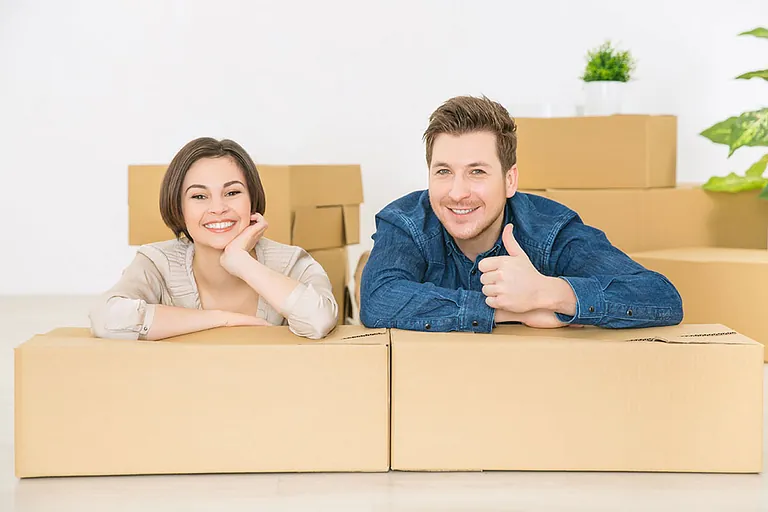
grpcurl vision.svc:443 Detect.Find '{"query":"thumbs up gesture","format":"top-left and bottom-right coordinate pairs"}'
top-left (478, 223), bottom-right (546, 314)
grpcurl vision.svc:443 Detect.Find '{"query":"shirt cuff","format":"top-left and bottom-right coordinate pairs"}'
top-left (554, 276), bottom-right (605, 326)
top-left (459, 290), bottom-right (495, 333)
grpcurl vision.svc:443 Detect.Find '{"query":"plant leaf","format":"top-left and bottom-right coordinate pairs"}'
top-left (727, 108), bottom-right (768, 155)
top-left (699, 109), bottom-right (768, 156)
top-left (745, 153), bottom-right (768, 177)
top-left (736, 69), bottom-right (768, 81)
top-left (702, 172), bottom-right (768, 192)
top-left (739, 27), bottom-right (768, 39)
top-left (759, 184), bottom-right (768, 199)
top-left (700, 116), bottom-right (741, 145)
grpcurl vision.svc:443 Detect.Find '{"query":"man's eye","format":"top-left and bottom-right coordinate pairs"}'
top-left (471, 169), bottom-right (486, 175)
top-left (436, 168), bottom-right (450, 175)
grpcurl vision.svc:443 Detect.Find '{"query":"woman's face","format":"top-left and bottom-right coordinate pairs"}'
top-left (181, 156), bottom-right (252, 250)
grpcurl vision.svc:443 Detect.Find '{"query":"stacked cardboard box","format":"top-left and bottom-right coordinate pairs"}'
top-left (128, 164), bottom-right (364, 325)
top-left (516, 115), bottom-right (768, 252)
top-left (14, 323), bottom-right (763, 476)
top-left (515, 115), bottom-right (768, 359)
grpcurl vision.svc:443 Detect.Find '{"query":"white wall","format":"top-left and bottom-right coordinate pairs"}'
top-left (1, 0), bottom-right (766, 295)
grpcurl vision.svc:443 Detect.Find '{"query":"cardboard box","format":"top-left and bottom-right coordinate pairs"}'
top-left (515, 115), bottom-right (677, 189)
top-left (15, 325), bottom-right (390, 477)
top-left (391, 324), bottom-right (763, 473)
top-left (520, 185), bottom-right (768, 253)
top-left (309, 247), bottom-right (349, 325)
top-left (631, 247), bottom-right (768, 361)
top-left (128, 164), bottom-right (363, 248)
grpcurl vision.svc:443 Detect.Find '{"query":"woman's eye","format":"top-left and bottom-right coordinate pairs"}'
top-left (226, 190), bottom-right (242, 197)
top-left (191, 194), bottom-right (206, 200)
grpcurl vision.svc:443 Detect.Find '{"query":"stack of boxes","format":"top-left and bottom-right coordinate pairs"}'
top-left (128, 163), bottom-right (364, 325)
top-left (517, 114), bottom-right (768, 360)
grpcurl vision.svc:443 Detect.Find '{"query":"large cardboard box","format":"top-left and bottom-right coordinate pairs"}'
top-left (128, 164), bottom-right (363, 249)
top-left (631, 247), bottom-right (768, 361)
top-left (391, 324), bottom-right (763, 473)
top-left (309, 247), bottom-right (349, 325)
top-left (15, 325), bottom-right (390, 478)
top-left (515, 115), bottom-right (677, 189)
top-left (520, 185), bottom-right (768, 253)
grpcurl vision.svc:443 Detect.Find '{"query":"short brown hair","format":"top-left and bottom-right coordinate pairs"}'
top-left (159, 137), bottom-right (266, 241)
top-left (423, 95), bottom-right (518, 171)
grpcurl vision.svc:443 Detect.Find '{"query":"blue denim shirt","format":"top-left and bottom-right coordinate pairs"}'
top-left (359, 190), bottom-right (683, 332)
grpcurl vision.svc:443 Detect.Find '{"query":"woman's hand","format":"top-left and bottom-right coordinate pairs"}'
top-left (220, 213), bottom-right (268, 277)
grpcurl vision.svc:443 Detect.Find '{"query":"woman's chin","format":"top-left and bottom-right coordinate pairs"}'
top-left (191, 233), bottom-right (237, 251)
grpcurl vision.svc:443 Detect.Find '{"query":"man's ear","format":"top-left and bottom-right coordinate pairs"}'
top-left (505, 164), bottom-right (519, 198)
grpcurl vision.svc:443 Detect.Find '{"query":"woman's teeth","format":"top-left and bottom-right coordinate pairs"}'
top-left (204, 221), bottom-right (235, 229)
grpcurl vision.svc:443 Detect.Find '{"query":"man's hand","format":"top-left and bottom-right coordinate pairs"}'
top-left (479, 224), bottom-right (549, 313)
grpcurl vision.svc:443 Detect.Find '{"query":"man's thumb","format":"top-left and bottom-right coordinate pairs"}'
top-left (503, 224), bottom-right (520, 256)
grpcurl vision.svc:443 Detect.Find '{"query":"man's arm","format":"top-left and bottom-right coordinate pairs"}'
top-left (359, 213), bottom-right (495, 333)
top-left (548, 217), bottom-right (684, 328)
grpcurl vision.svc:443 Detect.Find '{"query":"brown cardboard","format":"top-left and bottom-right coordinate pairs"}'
top-left (520, 185), bottom-right (768, 253)
top-left (631, 247), bottom-right (768, 361)
top-left (15, 325), bottom-right (389, 477)
top-left (127, 165), bottom-right (176, 246)
top-left (128, 164), bottom-right (363, 247)
top-left (391, 324), bottom-right (763, 473)
top-left (515, 115), bottom-right (677, 189)
top-left (292, 205), bottom-right (361, 251)
top-left (309, 247), bottom-right (349, 325)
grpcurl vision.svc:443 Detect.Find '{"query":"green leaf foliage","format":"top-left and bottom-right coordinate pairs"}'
top-left (581, 41), bottom-right (635, 82)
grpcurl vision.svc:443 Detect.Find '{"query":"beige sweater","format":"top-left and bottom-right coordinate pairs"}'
top-left (89, 238), bottom-right (338, 340)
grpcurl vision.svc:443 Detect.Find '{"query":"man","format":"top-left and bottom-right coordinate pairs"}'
top-left (360, 95), bottom-right (683, 332)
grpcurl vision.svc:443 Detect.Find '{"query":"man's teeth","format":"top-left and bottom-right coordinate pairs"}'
top-left (205, 221), bottom-right (235, 229)
top-left (450, 207), bottom-right (477, 215)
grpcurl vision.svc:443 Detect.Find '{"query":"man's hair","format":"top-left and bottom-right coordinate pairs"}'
top-left (159, 137), bottom-right (266, 242)
top-left (423, 95), bottom-right (518, 171)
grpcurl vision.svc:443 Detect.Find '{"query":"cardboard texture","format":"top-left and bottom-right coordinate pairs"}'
top-left (15, 325), bottom-right (390, 478)
top-left (309, 247), bottom-right (349, 325)
top-left (520, 185), bottom-right (768, 253)
top-left (128, 164), bottom-right (363, 248)
top-left (515, 115), bottom-right (677, 189)
top-left (631, 247), bottom-right (768, 362)
top-left (391, 324), bottom-right (763, 473)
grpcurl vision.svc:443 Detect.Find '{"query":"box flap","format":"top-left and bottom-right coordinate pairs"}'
top-left (342, 205), bottom-right (360, 245)
top-left (30, 325), bottom-right (388, 348)
top-left (391, 324), bottom-right (759, 346)
top-left (292, 206), bottom-right (344, 251)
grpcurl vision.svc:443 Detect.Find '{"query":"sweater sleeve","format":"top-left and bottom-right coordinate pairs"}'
top-left (280, 251), bottom-right (339, 340)
top-left (88, 253), bottom-right (164, 340)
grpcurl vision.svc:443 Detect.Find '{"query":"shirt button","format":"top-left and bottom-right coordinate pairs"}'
top-left (472, 320), bottom-right (479, 327)
top-left (588, 306), bottom-right (595, 313)
top-left (471, 269), bottom-right (477, 275)
top-left (627, 309), bottom-right (633, 317)
top-left (425, 323), bottom-right (431, 330)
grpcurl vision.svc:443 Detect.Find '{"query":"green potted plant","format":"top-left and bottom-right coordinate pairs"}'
top-left (700, 27), bottom-right (768, 198)
top-left (581, 41), bottom-right (636, 115)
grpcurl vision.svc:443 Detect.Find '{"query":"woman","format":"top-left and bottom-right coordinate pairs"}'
top-left (90, 137), bottom-right (338, 340)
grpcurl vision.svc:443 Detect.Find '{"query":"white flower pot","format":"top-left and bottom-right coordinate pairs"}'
top-left (583, 81), bottom-right (626, 116)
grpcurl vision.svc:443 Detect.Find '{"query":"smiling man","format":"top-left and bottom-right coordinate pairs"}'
top-left (359, 95), bottom-right (683, 332)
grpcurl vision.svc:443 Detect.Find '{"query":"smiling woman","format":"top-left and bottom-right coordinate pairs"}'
top-left (89, 138), bottom-right (339, 341)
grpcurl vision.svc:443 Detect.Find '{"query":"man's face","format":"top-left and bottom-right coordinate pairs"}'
top-left (428, 131), bottom-right (517, 244)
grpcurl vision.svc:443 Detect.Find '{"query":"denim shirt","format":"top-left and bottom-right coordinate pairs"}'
top-left (359, 190), bottom-right (683, 333)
